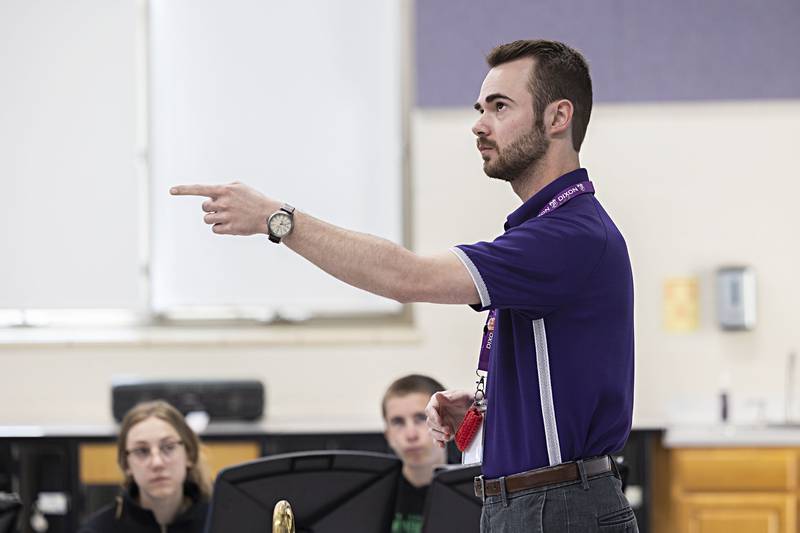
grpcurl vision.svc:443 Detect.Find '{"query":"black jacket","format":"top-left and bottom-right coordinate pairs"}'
top-left (79, 483), bottom-right (209, 533)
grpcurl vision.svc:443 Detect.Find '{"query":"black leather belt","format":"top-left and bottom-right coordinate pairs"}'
top-left (474, 455), bottom-right (616, 500)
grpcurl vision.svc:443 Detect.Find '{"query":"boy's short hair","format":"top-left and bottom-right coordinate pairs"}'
top-left (381, 374), bottom-right (445, 419)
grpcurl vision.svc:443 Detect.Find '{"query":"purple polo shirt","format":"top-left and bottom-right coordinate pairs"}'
top-left (452, 168), bottom-right (634, 479)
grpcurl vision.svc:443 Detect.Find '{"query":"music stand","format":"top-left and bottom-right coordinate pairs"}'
top-left (422, 464), bottom-right (482, 533)
top-left (205, 451), bottom-right (402, 533)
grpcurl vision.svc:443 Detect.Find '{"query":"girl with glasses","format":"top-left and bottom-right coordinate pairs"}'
top-left (80, 401), bottom-right (212, 533)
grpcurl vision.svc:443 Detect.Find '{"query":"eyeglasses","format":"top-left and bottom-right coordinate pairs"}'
top-left (126, 440), bottom-right (184, 463)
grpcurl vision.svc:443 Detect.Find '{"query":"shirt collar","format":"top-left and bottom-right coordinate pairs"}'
top-left (120, 481), bottom-right (205, 525)
top-left (504, 168), bottom-right (590, 230)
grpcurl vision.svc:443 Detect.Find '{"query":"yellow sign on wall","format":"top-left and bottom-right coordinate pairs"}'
top-left (663, 277), bottom-right (699, 332)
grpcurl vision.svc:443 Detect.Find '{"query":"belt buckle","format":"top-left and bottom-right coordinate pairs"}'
top-left (476, 475), bottom-right (486, 502)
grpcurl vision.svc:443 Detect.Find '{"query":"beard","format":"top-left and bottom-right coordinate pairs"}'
top-left (482, 120), bottom-right (549, 182)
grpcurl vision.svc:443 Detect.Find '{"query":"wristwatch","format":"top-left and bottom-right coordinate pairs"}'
top-left (266, 204), bottom-right (295, 244)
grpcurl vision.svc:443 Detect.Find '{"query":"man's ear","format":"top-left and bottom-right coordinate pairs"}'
top-left (545, 99), bottom-right (574, 137)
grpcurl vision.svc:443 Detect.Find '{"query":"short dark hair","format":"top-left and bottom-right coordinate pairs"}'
top-left (486, 40), bottom-right (593, 152)
top-left (381, 374), bottom-right (445, 419)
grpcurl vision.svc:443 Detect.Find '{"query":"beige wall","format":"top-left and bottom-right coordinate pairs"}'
top-left (2, 101), bottom-right (799, 429)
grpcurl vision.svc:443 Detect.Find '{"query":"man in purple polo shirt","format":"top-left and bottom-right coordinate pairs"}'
top-left (172, 39), bottom-right (636, 532)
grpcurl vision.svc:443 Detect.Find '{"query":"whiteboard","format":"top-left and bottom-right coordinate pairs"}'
top-left (149, 0), bottom-right (405, 317)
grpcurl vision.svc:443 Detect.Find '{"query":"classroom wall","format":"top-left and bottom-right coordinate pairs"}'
top-left (416, 0), bottom-right (800, 105)
top-left (2, 100), bottom-right (799, 428)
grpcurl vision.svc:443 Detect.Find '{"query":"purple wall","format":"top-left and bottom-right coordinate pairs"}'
top-left (416, 0), bottom-right (800, 107)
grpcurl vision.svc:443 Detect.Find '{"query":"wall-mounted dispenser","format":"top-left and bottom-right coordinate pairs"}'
top-left (716, 266), bottom-right (756, 330)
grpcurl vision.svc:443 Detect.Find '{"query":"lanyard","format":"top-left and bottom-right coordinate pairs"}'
top-left (477, 310), bottom-right (496, 372)
top-left (476, 180), bottom-right (595, 373)
top-left (537, 181), bottom-right (594, 217)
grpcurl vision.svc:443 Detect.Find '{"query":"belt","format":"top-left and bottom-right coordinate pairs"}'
top-left (474, 455), bottom-right (615, 500)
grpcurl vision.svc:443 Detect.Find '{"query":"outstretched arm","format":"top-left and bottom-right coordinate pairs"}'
top-left (170, 182), bottom-right (480, 305)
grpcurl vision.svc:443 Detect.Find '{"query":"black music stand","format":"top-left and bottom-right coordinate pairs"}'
top-left (422, 464), bottom-right (482, 533)
top-left (205, 451), bottom-right (402, 533)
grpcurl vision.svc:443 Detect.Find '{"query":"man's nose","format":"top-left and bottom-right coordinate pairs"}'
top-left (472, 115), bottom-right (489, 137)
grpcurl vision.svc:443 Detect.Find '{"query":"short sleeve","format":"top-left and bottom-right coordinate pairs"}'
top-left (451, 213), bottom-right (606, 317)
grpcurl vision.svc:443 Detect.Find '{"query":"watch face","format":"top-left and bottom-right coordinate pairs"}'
top-left (269, 212), bottom-right (293, 237)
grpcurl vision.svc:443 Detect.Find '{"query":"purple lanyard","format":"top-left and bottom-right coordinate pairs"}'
top-left (478, 310), bottom-right (496, 372)
top-left (476, 180), bottom-right (594, 372)
top-left (537, 181), bottom-right (594, 217)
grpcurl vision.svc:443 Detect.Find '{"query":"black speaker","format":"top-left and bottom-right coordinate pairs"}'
top-left (111, 379), bottom-right (264, 422)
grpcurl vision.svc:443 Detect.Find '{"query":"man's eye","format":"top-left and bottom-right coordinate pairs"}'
top-left (133, 448), bottom-right (149, 458)
top-left (496, 102), bottom-right (506, 110)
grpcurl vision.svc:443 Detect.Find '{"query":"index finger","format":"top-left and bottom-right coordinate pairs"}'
top-left (170, 184), bottom-right (225, 198)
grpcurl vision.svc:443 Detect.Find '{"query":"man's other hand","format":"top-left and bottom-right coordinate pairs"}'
top-left (170, 182), bottom-right (278, 236)
top-left (425, 389), bottom-right (473, 448)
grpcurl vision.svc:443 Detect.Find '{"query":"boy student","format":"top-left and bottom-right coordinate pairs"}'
top-left (382, 375), bottom-right (447, 533)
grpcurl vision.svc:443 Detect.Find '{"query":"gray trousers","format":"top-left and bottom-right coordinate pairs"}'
top-left (480, 472), bottom-right (638, 532)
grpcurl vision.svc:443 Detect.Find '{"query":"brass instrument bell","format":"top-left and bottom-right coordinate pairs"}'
top-left (272, 500), bottom-right (295, 533)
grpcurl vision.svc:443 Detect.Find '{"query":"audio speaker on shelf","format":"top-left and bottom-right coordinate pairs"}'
top-left (112, 379), bottom-right (264, 422)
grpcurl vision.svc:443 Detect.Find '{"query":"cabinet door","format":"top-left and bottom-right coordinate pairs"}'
top-left (673, 449), bottom-right (798, 492)
top-left (678, 493), bottom-right (796, 533)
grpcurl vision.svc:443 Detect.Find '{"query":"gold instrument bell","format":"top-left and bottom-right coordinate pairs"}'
top-left (272, 500), bottom-right (295, 533)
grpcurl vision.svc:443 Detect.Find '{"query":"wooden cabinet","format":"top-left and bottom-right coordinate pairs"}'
top-left (655, 447), bottom-right (800, 533)
top-left (679, 493), bottom-right (793, 533)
